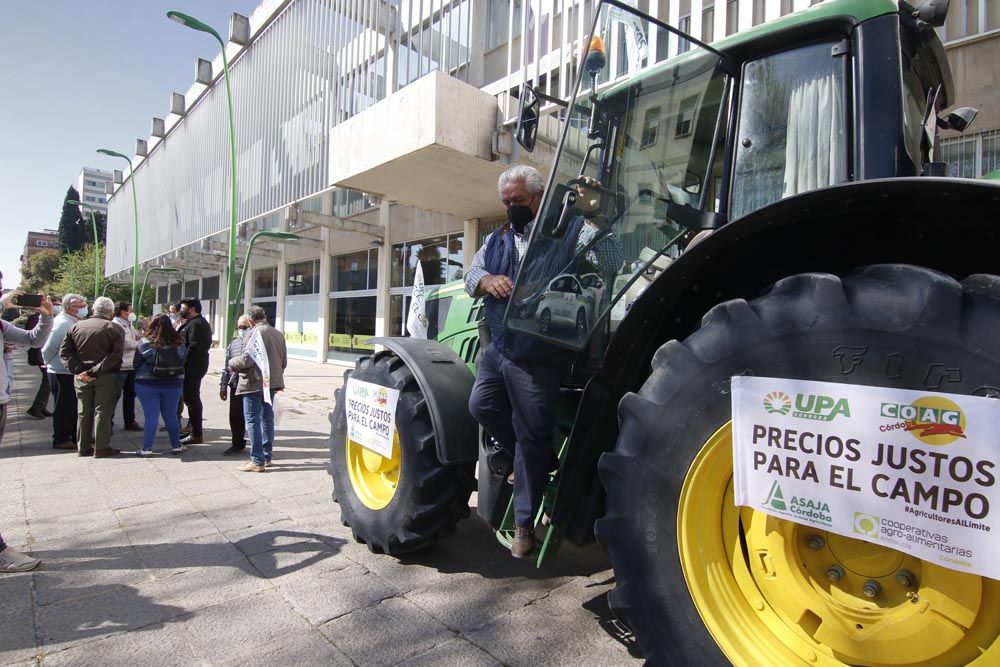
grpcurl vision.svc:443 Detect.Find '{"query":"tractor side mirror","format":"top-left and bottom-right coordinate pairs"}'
top-left (907, 0), bottom-right (950, 28)
top-left (937, 106), bottom-right (979, 132)
top-left (515, 85), bottom-right (540, 153)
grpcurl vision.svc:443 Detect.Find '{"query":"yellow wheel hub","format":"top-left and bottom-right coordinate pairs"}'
top-left (677, 422), bottom-right (1000, 666)
top-left (346, 430), bottom-right (400, 510)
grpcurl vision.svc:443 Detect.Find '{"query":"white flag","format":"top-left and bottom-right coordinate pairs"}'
top-left (245, 327), bottom-right (272, 405)
top-left (608, 2), bottom-right (648, 73)
top-left (406, 261), bottom-right (428, 339)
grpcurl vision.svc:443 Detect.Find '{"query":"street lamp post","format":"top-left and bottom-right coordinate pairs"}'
top-left (66, 199), bottom-right (101, 298)
top-left (137, 267), bottom-right (181, 316)
top-left (167, 10), bottom-right (239, 340)
top-left (97, 149), bottom-right (139, 308)
top-left (231, 231), bottom-right (301, 326)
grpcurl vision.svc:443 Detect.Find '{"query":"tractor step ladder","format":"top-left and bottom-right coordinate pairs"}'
top-left (494, 439), bottom-right (567, 567)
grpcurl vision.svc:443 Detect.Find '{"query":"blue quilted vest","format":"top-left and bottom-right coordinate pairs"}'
top-left (482, 221), bottom-right (581, 366)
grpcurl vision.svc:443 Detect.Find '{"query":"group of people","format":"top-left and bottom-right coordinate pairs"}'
top-left (0, 270), bottom-right (288, 572)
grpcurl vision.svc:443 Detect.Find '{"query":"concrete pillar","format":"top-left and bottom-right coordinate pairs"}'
top-left (463, 218), bottom-right (479, 271)
top-left (317, 199), bottom-right (333, 363)
top-left (715, 0), bottom-right (729, 40)
top-left (275, 217), bottom-right (289, 332)
top-left (374, 200), bottom-right (393, 338)
top-left (764, 0), bottom-right (780, 22)
top-left (466, 0), bottom-right (488, 87)
top-left (739, 0), bottom-right (754, 31)
top-left (690, 0), bottom-right (704, 44)
top-left (668, 0), bottom-right (681, 57)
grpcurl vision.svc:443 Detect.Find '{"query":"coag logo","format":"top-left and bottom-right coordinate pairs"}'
top-left (854, 512), bottom-right (880, 538)
top-left (880, 396), bottom-right (966, 445)
top-left (763, 391), bottom-right (792, 415)
top-left (373, 387), bottom-right (388, 407)
top-left (792, 394), bottom-right (851, 422)
top-left (763, 481), bottom-right (787, 511)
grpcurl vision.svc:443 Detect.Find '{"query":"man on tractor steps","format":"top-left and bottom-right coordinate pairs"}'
top-left (466, 165), bottom-right (621, 558)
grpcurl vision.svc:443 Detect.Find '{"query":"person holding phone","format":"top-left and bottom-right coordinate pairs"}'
top-left (0, 282), bottom-right (53, 435)
top-left (42, 294), bottom-right (88, 451)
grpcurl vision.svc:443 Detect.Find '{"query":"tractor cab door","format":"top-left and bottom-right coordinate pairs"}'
top-left (505, 8), bottom-right (732, 352)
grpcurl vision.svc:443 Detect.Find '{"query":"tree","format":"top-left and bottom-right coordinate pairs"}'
top-left (80, 211), bottom-right (107, 246)
top-left (18, 249), bottom-right (62, 293)
top-left (46, 244), bottom-right (144, 311)
top-left (58, 186), bottom-right (85, 252)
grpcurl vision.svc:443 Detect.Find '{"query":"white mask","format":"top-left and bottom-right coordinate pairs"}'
top-left (127, 312), bottom-right (137, 323)
top-left (52, 306), bottom-right (62, 316)
top-left (78, 306), bottom-right (89, 318)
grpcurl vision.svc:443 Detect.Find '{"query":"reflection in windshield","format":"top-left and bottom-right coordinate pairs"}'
top-left (506, 8), bottom-right (730, 351)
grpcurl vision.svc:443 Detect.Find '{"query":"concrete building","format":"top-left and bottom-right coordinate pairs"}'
top-left (938, 1), bottom-right (1000, 178)
top-left (104, 0), bottom-right (986, 364)
top-left (20, 229), bottom-right (60, 271)
top-left (76, 167), bottom-right (113, 215)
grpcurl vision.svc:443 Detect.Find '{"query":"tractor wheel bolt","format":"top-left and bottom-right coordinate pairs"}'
top-left (895, 569), bottom-right (916, 588)
top-left (863, 580), bottom-right (882, 598)
top-left (826, 565), bottom-right (845, 583)
top-left (807, 535), bottom-right (826, 550)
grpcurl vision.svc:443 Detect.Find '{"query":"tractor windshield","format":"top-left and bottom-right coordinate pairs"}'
top-left (505, 5), bottom-right (730, 351)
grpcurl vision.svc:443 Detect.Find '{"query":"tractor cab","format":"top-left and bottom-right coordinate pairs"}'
top-left (506, 0), bottom-right (958, 360)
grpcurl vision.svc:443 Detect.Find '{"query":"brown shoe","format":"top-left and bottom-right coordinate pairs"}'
top-left (93, 448), bottom-right (121, 459)
top-left (511, 525), bottom-right (535, 559)
top-left (78, 448), bottom-right (94, 457)
top-left (238, 461), bottom-right (265, 473)
top-left (53, 442), bottom-right (76, 450)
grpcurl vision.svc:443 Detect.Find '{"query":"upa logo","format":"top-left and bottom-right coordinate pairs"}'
top-left (792, 393), bottom-right (851, 422)
top-left (880, 395), bottom-right (966, 445)
top-left (854, 512), bottom-right (881, 538)
top-left (763, 391), bottom-right (792, 415)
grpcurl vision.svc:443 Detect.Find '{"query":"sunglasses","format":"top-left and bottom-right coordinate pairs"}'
top-left (237, 326), bottom-right (250, 331)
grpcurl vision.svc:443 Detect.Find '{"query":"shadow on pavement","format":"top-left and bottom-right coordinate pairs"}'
top-left (582, 588), bottom-right (644, 659)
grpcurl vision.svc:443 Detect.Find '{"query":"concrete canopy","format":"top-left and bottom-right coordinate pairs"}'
top-left (328, 71), bottom-right (509, 220)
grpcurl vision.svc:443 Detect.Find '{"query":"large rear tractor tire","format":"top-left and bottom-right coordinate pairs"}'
top-left (330, 351), bottom-right (473, 555)
top-left (597, 265), bottom-right (1000, 665)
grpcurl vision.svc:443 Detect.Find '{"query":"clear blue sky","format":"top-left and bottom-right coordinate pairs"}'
top-left (0, 0), bottom-right (260, 286)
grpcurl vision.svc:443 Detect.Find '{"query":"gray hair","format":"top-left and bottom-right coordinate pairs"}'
top-left (61, 293), bottom-right (87, 307)
top-left (92, 296), bottom-right (115, 317)
top-left (246, 306), bottom-right (268, 323)
top-left (498, 165), bottom-right (544, 198)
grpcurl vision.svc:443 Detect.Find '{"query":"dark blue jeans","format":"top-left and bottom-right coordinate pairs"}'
top-left (468, 345), bottom-right (563, 528)
top-left (243, 390), bottom-right (276, 465)
top-left (135, 381), bottom-right (183, 450)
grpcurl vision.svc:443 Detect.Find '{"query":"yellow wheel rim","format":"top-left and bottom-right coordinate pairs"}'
top-left (677, 422), bottom-right (1000, 666)
top-left (346, 430), bottom-right (401, 510)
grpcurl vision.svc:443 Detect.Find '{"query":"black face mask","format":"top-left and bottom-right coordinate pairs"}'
top-left (507, 205), bottom-right (534, 234)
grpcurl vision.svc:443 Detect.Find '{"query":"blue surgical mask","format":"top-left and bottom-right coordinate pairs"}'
top-left (52, 306), bottom-right (62, 316)
top-left (78, 306), bottom-right (89, 318)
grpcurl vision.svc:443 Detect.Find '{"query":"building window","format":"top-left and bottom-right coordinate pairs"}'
top-left (286, 259), bottom-right (320, 295)
top-left (941, 129), bottom-right (1000, 178)
top-left (390, 234), bottom-right (464, 288)
top-left (388, 233), bottom-right (464, 337)
top-left (331, 249), bottom-right (378, 292)
top-left (85, 180), bottom-right (97, 187)
top-left (703, 5), bottom-right (715, 43)
top-left (727, 0), bottom-right (738, 36)
top-left (487, 0), bottom-right (522, 50)
top-left (675, 95), bottom-right (699, 138)
top-left (941, 0), bottom-right (1000, 41)
top-left (85, 196), bottom-right (96, 202)
top-left (640, 106), bottom-right (660, 149)
top-left (35, 240), bottom-right (48, 247)
top-left (253, 267), bottom-right (278, 298)
top-left (201, 275), bottom-right (220, 300)
top-left (678, 15), bottom-right (692, 54)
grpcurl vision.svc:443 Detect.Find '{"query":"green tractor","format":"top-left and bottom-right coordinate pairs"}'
top-left (330, 0), bottom-right (1000, 663)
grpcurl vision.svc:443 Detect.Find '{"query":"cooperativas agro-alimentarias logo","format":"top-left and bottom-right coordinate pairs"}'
top-left (880, 395), bottom-right (966, 446)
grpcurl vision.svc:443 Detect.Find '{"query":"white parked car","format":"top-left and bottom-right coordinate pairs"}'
top-left (536, 274), bottom-right (594, 338)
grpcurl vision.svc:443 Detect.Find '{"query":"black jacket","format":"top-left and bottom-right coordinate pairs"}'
top-left (178, 314), bottom-right (212, 376)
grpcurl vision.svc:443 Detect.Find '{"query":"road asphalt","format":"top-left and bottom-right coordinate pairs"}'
top-left (1, 348), bottom-right (641, 665)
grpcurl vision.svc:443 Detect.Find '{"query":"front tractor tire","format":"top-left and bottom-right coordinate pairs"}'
top-left (330, 351), bottom-right (473, 555)
top-left (597, 265), bottom-right (1000, 666)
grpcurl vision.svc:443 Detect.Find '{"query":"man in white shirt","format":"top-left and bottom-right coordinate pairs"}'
top-left (42, 294), bottom-right (88, 450)
top-left (112, 301), bottom-right (142, 431)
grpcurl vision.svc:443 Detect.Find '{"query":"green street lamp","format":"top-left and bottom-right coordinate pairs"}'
top-left (167, 9), bottom-right (239, 340)
top-left (97, 148), bottom-right (139, 308)
top-left (100, 281), bottom-right (130, 297)
top-left (137, 267), bottom-right (181, 317)
top-left (66, 199), bottom-right (102, 298)
top-left (231, 231), bottom-right (301, 327)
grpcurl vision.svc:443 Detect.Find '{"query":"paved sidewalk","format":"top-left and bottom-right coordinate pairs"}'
top-left (1, 357), bottom-right (640, 665)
